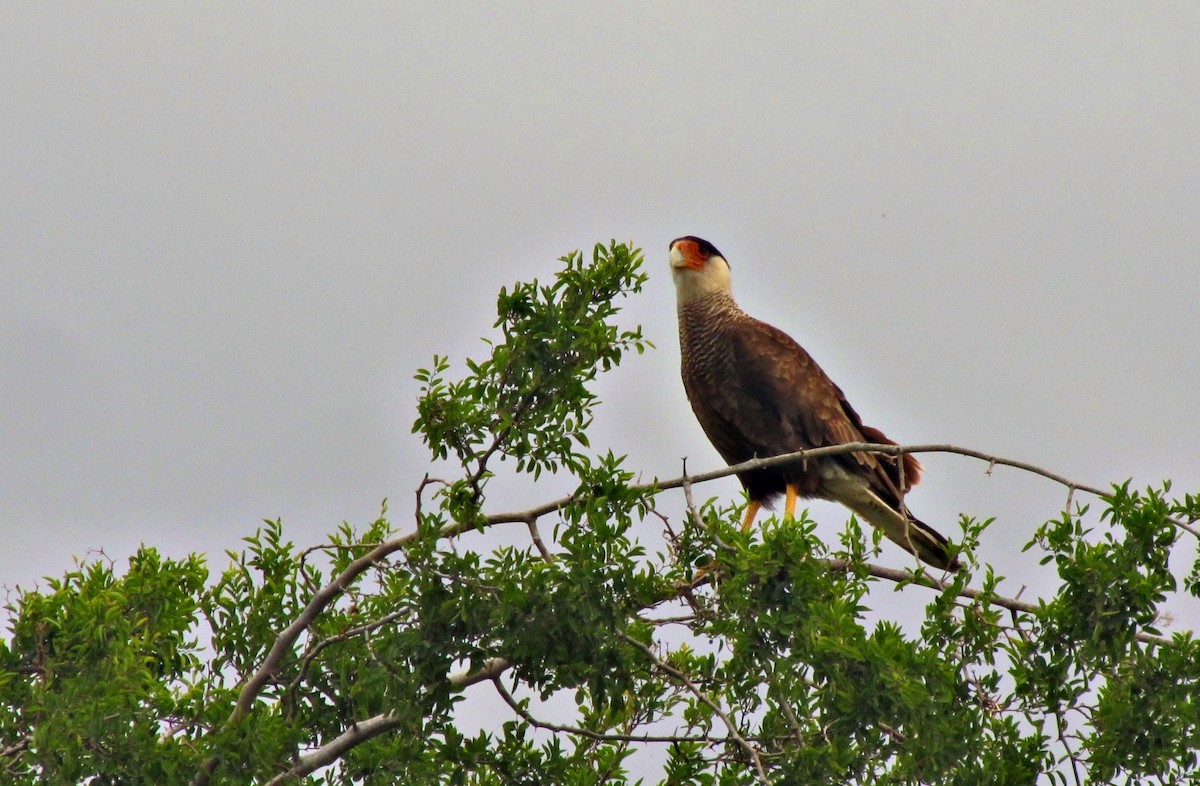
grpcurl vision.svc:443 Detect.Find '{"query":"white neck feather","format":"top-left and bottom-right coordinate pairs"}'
top-left (671, 257), bottom-right (734, 306)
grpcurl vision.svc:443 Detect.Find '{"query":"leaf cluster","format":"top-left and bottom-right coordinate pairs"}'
top-left (414, 240), bottom-right (650, 524)
top-left (0, 550), bottom-right (206, 783)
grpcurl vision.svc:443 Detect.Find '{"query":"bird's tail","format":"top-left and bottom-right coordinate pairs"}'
top-left (821, 474), bottom-right (960, 571)
top-left (897, 512), bottom-right (960, 572)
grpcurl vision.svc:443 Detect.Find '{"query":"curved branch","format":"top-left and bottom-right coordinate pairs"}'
top-left (264, 713), bottom-right (402, 785)
top-left (487, 441), bottom-right (1197, 537)
top-left (263, 657), bottom-right (511, 785)
top-left (490, 677), bottom-right (729, 745)
top-left (283, 608), bottom-right (412, 721)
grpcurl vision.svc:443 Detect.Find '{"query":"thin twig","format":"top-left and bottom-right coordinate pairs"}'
top-left (0, 737), bottom-right (29, 759)
top-left (763, 667), bottom-right (805, 746)
top-left (680, 457), bottom-right (702, 529)
top-left (618, 633), bottom-right (770, 786)
top-left (491, 677), bottom-right (729, 745)
top-left (820, 559), bottom-right (1174, 647)
top-left (1053, 704), bottom-right (1084, 786)
top-left (284, 608), bottom-right (412, 720)
top-left (416, 474), bottom-right (447, 521)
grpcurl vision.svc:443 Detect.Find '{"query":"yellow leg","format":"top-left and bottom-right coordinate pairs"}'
top-left (687, 499), bottom-right (762, 586)
top-left (784, 484), bottom-right (798, 520)
top-left (741, 499), bottom-right (762, 531)
top-left (689, 562), bottom-right (713, 584)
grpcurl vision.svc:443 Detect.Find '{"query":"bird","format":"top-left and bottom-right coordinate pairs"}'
top-left (669, 235), bottom-right (960, 571)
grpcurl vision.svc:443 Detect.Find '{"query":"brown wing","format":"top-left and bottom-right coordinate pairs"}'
top-left (730, 316), bottom-right (921, 507)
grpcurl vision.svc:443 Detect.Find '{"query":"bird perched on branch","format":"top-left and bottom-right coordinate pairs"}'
top-left (669, 236), bottom-right (959, 571)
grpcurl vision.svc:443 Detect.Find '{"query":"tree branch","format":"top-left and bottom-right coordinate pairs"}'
top-left (263, 657), bottom-right (511, 785)
top-left (618, 632), bottom-right (769, 786)
top-left (0, 736), bottom-right (29, 760)
top-left (487, 441), bottom-right (1196, 531)
top-left (263, 713), bottom-right (401, 786)
top-left (818, 559), bottom-right (1174, 647)
top-left (490, 677), bottom-right (731, 746)
top-left (283, 608), bottom-right (412, 721)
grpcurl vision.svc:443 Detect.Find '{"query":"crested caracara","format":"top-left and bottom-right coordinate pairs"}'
top-left (670, 235), bottom-right (959, 571)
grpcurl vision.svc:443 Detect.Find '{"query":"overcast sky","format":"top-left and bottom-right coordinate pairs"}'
top-left (3, 2), bottom-right (1199, 655)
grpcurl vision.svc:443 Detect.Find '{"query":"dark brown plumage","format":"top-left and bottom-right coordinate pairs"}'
top-left (670, 236), bottom-right (959, 571)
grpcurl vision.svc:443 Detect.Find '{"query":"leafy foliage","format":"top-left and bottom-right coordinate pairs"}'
top-left (415, 241), bottom-right (650, 488)
top-left (1, 240), bottom-right (1198, 784)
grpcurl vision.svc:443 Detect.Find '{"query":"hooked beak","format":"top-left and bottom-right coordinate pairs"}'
top-left (669, 239), bottom-right (704, 271)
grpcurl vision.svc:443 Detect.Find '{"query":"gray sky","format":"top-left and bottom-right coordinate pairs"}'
top-left (3, 2), bottom-right (1199, 640)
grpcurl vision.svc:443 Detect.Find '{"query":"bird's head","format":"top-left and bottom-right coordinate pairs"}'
top-left (669, 236), bottom-right (732, 304)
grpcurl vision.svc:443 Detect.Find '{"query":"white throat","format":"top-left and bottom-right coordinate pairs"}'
top-left (671, 257), bottom-right (734, 306)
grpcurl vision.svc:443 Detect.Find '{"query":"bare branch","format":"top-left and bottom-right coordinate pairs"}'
top-left (680, 457), bottom-right (702, 529)
top-left (263, 712), bottom-right (401, 786)
top-left (488, 442), bottom-right (1197, 536)
top-left (526, 516), bottom-right (555, 563)
top-left (450, 656), bottom-right (513, 688)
